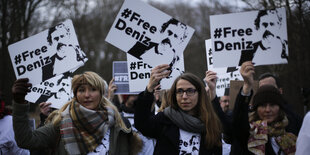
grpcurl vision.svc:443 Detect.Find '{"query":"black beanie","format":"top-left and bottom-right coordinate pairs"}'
top-left (253, 85), bottom-right (284, 110)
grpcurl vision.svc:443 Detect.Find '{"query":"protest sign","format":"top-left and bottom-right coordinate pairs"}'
top-left (106, 0), bottom-right (194, 89)
top-left (127, 54), bottom-right (152, 92)
top-left (210, 8), bottom-right (288, 67)
top-left (25, 72), bottom-right (73, 109)
top-left (113, 61), bottom-right (140, 94)
top-left (205, 39), bottom-right (243, 96)
top-left (8, 19), bottom-right (88, 85)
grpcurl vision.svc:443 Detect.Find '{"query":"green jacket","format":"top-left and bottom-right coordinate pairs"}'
top-left (13, 102), bottom-right (141, 155)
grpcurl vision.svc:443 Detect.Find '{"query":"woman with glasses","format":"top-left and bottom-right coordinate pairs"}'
top-left (134, 64), bottom-right (222, 154)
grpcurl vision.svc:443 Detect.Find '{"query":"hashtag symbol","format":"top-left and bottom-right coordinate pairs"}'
top-left (14, 54), bottom-right (22, 65)
top-left (121, 8), bottom-right (132, 19)
top-left (130, 62), bottom-right (136, 70)
top-left (214, 28), bottom-right (222, 38)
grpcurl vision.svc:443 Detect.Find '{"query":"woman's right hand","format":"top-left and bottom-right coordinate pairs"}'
top-left (39, 102), bottom-right (52, 116)
top-left (147, 64), bottom-right (171, 93)
top-left (240, 61), bottom-right (255, 94)
top-left (12, 78), bottom-right (32, 104)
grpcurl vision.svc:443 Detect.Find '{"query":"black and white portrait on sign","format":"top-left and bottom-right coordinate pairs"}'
top-left (35, 72), bottom-right (72, 109)
top-left (128, 18), bottom-right (188, 79)
top-left (105, 0), bottom-right (195, 91)
top-left (238, 9), bottom-right (288, 65)
top-left (42, 21), bottom-right (87, 81)
top-left (210, 7), bottom-right (288, 67)
top-left (8, 19), bottom-right (88, 85)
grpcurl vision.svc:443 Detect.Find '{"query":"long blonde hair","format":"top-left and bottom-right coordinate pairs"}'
top-left (157, 89), bottom-right (169, 112)
top-left (168, 73), bottom-right (222, 148)
top-left (49, 71), bottom-right (130, 132)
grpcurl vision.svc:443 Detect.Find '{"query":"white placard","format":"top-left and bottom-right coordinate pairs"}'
top-left (127, 54), bottom-right (152, 92)
top-left (210, 8), bottom-right (288, 67)
top-left (205, 39), bottom-right (243, 96)
top-left (106, 0), bottom-right (194, 89)
top-left (25, 72), bottom-right (73, 109)
top-left (8, 19), bottom-right (88, 85)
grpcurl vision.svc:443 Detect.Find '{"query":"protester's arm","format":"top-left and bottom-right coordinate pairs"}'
top-left (240, 61), bottom-right (255, 95)
top-left (204, 70), bottom-right (217, 100)
top-left (134, 64), bottom-right (170, 138)
top-left (231, 61), bottom-right (254, 149)
top-left (108, 78), bottom-right (117, 101)
top-left (12, 78), bottom-right (59, 149)
top-left (37, 102), bottom-right (52, 128)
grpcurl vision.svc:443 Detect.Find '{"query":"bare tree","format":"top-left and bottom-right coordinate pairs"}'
top-left (0, 0), bottom-right (44, 105)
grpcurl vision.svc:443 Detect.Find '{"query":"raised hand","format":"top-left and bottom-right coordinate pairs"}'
top-left (12, 78), bottom-right (32, 104)
top-left (240, 61), bottom-right (255, 94)
top-left (147, 64), bottom-right (171, 93)
top-left (204, 70), bottom-right (218, 100)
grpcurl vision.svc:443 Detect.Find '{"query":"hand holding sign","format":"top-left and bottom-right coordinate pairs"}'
top-left (147, 64), bottom-right (171, 93)
top-left (12, 78), bottom-right (32, 104)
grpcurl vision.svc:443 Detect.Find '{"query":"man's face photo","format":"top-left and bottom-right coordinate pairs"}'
top-left (258, 11), bottom-right (281, 44)
top-left (51, 24), bottom-right (71, 58)
top-left (162, 22), bottom-right (187, 49)
top-left (52, 77), bottom-right (71, 100)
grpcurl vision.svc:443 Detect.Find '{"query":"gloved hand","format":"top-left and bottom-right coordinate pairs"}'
top-left (12, 78), bottom-right (32, 104)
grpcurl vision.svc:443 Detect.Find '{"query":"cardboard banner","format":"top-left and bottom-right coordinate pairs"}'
top-left (106, 0), bottom-right (194, 89)
top-left (210, 8), bottom-right (288, 67)
top-left (205, 39), bottom-right (243, 96)
top-left (25, 72), bottom-right (73, 109)
top-left (8, 19), bottom-right (88, 85)
top-left (113, 61), bottom-right (140, 94)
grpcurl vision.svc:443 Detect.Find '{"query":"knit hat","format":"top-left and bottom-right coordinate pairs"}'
top-left (253, 85), bottom-right (284, 110)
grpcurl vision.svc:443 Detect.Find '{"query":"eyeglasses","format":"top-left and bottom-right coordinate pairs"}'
top-left (176, 88), bottom-right (197, 96)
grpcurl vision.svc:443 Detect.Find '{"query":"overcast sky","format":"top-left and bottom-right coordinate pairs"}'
top-left (147, 0), bottom-right (247, 8)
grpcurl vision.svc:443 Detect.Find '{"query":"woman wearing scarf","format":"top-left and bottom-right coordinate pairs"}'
top-left (232, 85), bottom-right (297, 155)
top-left (12, 71), bottom-right (142, 155)
top-left (134, 64), bottom-right (222, 155)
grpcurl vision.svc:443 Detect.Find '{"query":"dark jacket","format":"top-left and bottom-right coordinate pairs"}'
top-left (134, 90), bottom-right (221, 155)
top-left (229, 88), bottom-right (301, 155)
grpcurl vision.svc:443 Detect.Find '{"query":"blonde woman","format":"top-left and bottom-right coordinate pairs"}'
top-left (12, 71), bottom-right (141, 155)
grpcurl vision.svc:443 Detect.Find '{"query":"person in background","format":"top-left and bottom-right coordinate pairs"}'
top-left (12, 71), bottom-right (142, 155)
top-left (296, 111), bottom-right (310, 155)
top-left (156, 89), bottom-right (169, 113)
top-left (0, 91), bottom-right (30, 155)
top-left (204, 71), bottom-right (232, 155)
top-left (134, 64), bottom-right (222, 154)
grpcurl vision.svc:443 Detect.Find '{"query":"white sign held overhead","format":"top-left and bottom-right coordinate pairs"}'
top-left (210, 8), bottom-right (288, 67)
top-left (106, 0), bottom-right (194, 89)
top-left (25, 72), bottom-right (73, 109)
top-left (127, 54), bottom-right (152, 92)
top-left (205, 39), bottom-right (243, 97)
top-left (8, 19), bottom-right (88, 85)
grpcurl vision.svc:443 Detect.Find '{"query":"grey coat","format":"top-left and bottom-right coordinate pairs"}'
top-left (13, 102), bottom-right (141, 155)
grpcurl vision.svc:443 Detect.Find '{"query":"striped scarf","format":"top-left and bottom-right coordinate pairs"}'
top-left (60, 102), bottom-right (115, 154)
top-left (248, 116), bottom-right (296, 155)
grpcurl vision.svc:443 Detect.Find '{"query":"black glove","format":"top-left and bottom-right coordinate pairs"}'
top-left (12, 78), bottom-right (32, 104)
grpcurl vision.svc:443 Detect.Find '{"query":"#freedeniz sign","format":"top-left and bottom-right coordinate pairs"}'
top-left (8, 19), bottom-right (88, 85)
top-left (210, 8), bottom-right (288, 67)
top-left (106, 0), bottom-right (194, 89)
